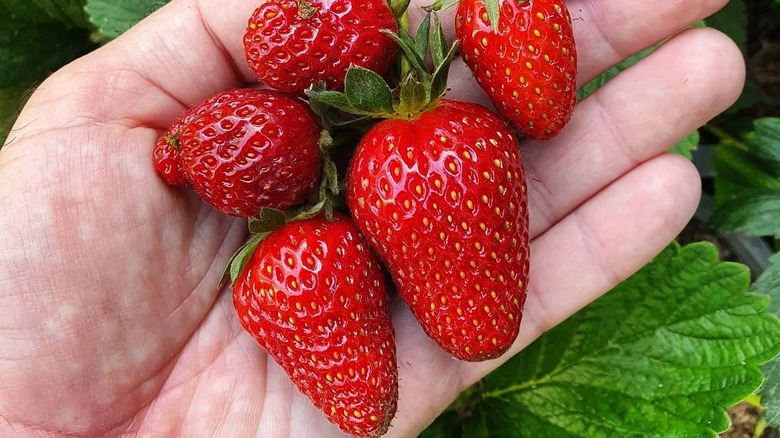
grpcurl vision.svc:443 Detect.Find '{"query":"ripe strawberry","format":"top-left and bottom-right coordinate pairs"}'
top-left (346, 100), bottom-right (529, 361)
top-left (152, 89), bottom-right (322, 217)
top-left (233, 213), bottom-right (398, 437)
top-left (244, 0), bottom-right (399, 96)
top-left (153, 118), bottom-right (187, 186)
top-left (455, 0), bottom-right (577, 139)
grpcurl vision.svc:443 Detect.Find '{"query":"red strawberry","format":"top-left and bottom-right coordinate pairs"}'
top-left (455, 0), bottom-right (577, 139)
top-left (152, 118), bottom-right (187, 186)
top-left (233, 213), bottom-right (398, 437)
top-left (152, 89), bottom-right (322, 217)
top-left (244, 0), bottom-right (399, 96)
top-left (346, 99), bottom-right (529, 361)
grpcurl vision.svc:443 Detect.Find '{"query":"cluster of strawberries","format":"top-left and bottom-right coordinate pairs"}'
top-left (152, 0), bottom-right (576, 436)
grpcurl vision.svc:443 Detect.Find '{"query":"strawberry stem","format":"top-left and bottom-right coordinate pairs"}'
top-left (307, 11), bottom-right (458, 120)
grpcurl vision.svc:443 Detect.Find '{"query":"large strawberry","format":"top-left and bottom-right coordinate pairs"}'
top-left (232, 213), bottom-right (397, 437)
top-left (455, 0), bottom-right (577, 139)
top-left (347, 99), bottom-right (529, 361)
top-left (244, 0), bottom-right (399, 96)
top-left (152, 88), bottom-right (323, 217)
top-left (310, 14), bottom-right (529, 361)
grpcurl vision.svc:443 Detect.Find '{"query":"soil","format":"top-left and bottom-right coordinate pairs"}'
top-left (722, 402), bottom-right (762, 438)
top-left (745, 0), bottom-right (780, 114)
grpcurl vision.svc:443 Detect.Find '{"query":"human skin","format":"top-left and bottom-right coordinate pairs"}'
top-left (0, 0), bottom-right (744, 436)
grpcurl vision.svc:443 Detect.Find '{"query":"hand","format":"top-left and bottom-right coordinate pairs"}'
top-left (0, 0), bottom-right (743, 436)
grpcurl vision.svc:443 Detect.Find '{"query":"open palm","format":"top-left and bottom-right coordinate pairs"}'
top-left (0, 0), bottom-right (743, 436)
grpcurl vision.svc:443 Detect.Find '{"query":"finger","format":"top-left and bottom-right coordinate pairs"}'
top-left (522, 28), bottom-right (743, 237)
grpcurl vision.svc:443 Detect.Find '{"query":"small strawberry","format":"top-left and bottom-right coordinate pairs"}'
top-left (152, 89), bottom-right (323, 218)
top-left (309, 15), bottom-right (530, 361)
top-left (455, 0), bottom-right (577, 139)
top-left (244, 0), bottom-right (399, 96)
top-left (152, 118), bottom-right (187, 185)
top-left (233, 213), bottom-right (397, 437)
top-left (346, 99), bottom-right (529, 361)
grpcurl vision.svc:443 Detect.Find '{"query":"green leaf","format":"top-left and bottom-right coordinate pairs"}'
top-left (429, 40), bottom-right (459, 102)
top-left (248, 208), bottom-right (287, 234)
top-left (668, 129), bottom-right (699, 159)
top-left (419, 410), bottom-right (463, 438)
top-left (0, 0), bottom-right (90, 28)
top-left (344, 66), bottom-right (395, 115)
top-left (710, 119), bottom-right (780, 237)
top-left (747, 118), bottom-right (780, 165)
top-left (425, 242), bottom-right (780, 437)
top-left (757, 252), bottom-right (780, 427)
top-left (0, 18), bottom-right (94, 87)
top-left (285, 198), bottom-right (328, 223)
top-left (308, 90), bottom-right (357, 113)
top-left (755, 252), bottom-right (780, 315)
top-left (85, 0), bottom-right (172, 40)
top-left (383, 29), bottom-right (429, 84)
top-left (415, 13), bottom-right (431, 60)
top-left (428, 13), bottom-right (446, 67)
top-left (221, 232), bottom-right (266, 287)
top-left (712, 141), bottom-right (780, 206)
top-left (710, 189), bottom-right (780, 237)
top-left (0, 82), bottom-right (33, 147)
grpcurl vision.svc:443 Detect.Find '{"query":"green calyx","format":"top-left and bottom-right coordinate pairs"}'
top-left (306, 12), bottom-right (459, 120)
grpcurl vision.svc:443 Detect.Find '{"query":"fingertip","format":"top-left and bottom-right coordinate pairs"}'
top-left (645, 152), bottom-right (703, 235)
top-left (673, 27), bottom-right (746, 111)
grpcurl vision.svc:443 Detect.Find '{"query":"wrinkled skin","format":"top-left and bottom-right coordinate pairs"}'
top-left (0, 0), bottom-right (743, 436)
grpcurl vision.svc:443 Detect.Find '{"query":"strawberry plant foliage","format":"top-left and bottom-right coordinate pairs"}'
top-left (422, 243), bottom-right (780, 437)
top-left (85, 0), bottom-right (172, 39)
top-left (0, 0), bottom-right (89, 28)
top-left (711, 118), bottom-right (780, 237)
top-left (757, 252), bottom-right (780, 427)
top-left (669, 130), bottom-right (700, 160)
top-left (0, 19), bottom-right (93, 88)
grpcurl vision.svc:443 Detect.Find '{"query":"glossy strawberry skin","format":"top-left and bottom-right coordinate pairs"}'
top-left (152, 89), bottom-right (322, 217)
top-left (233, 213), bottom-right (397, 437)
top-left (244, 0), bottom-right (398, 96)
top-left (152, 120), bottom-right (187, 186)
top-left (455, 0), bottom-right (577, 139)
top-left (346, 100), bottom-right (529, 361)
